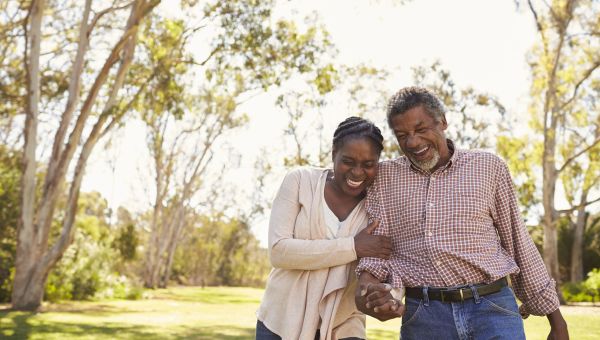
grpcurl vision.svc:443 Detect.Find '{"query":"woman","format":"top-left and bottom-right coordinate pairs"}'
top-left (256, 117), bottom-right (392, 340)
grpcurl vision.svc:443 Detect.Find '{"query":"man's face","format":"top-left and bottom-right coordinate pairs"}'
top-left (390, 105), bottom-right (449, 172)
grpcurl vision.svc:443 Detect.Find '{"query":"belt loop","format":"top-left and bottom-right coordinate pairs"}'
top-left (470, 285), bottom-right (481, 304)
top-left (422, 286), bottom-right (430, 306)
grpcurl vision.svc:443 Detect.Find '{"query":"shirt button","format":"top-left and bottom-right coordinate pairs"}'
top-left (436, 261), bottom-right (441, 266)
top-left (428, 231), bottom-right (433, 236)
top-left (428, 203), bottom-right (434, 208)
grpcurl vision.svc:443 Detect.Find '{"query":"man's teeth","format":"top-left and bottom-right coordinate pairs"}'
top-left (347, 179), bottom-right (364, 188)
top-left (414, 146), bottom-right (429, 155)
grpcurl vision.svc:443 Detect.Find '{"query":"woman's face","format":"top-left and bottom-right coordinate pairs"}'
top-left (331, 136), bottom-right (380, 198)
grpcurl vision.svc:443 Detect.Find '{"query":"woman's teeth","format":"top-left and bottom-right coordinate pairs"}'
top-left (347, 178), bottom-right (364, 188)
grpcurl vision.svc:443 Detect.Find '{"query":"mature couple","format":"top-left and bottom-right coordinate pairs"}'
top-left (255, 87), bottom-right (569, 340)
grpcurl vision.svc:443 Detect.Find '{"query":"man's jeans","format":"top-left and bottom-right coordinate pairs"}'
top-left (400, 285), bottom-right (525, 340)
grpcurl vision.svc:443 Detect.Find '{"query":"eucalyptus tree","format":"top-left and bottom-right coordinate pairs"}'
top-left (524, 0), bottom-right (599, 288)
top-left (10, 0), bottom-right (160, 310)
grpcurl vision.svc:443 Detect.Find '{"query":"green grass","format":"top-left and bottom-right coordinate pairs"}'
top-left (0, 286), bottom-right (599, 339)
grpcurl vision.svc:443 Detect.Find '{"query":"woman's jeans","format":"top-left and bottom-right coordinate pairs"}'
top-left (256, 320), bottom-right (364, 340)
top-left (400, 285), bottom-right (526, 340)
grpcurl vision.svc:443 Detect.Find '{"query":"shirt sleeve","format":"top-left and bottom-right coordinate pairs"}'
top-left (268, 169), bottom-right (358, 271)
top-left (355, 174), bottom-right (392, 283)
top-left (491, 159), bottom-right (560, 317)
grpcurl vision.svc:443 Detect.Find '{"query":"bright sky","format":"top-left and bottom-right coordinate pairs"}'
top-left (82, 0), bottom-right (537, 246)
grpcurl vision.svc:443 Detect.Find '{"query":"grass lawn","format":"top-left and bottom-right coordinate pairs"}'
top-left (1, 286), bottom-right (599, 339)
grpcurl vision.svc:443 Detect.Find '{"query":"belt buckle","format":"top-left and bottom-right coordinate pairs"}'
top-left (459, 288), bottom-right (465, 302)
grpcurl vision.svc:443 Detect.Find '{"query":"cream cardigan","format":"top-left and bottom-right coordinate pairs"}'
top-left (257, 167), bottom-right (368, 340)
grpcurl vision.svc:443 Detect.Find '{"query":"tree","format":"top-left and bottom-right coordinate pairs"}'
top-left (133, 1), bottom-right (334, 288)
top-left (12, 0), bottom-right (160, 311)
top-left (525, 0), bottom-right (599, 291)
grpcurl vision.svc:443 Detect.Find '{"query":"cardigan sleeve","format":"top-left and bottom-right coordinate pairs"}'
top-left (268, 168), bottom-right (358, 270)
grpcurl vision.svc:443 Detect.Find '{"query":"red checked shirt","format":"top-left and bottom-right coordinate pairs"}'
top-left (357, 141), bottom-right (560, 316)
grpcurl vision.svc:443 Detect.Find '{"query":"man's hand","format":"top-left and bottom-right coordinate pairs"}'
top-left (547, 309), bottom-right (569, 340)
top-left (354, 220), bottom-right (392, 259)
top-left (355, 272), bottom-right (404, 321)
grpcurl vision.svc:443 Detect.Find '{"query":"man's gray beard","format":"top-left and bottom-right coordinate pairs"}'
top-left (408, 149), bottom-right (440, 172)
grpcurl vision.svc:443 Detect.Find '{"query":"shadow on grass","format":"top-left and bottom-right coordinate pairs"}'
top-left (0, 310), bottom-right (256, 340)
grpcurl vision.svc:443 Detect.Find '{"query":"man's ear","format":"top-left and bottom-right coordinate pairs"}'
top-left (440, 115), bottom-right (448, 130)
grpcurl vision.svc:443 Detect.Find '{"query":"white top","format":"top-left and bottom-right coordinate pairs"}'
top-left (323, 198), bottom-right (342, 238)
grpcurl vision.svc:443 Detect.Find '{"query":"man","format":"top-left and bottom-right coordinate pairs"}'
top-left (354, 87), bottom-right (569, 339)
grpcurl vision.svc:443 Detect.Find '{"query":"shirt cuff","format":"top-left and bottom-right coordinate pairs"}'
top-left (518, 279), bottom-right (560, 318)
top-left (355, 259), bottom-right (389, 282)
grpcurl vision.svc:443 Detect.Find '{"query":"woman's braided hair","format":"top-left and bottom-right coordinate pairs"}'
top-left (332, 116), bottom-right (384, 154)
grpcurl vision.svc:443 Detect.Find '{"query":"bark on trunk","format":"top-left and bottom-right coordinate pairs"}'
top-left (570, 191), bottom-right (588, 282)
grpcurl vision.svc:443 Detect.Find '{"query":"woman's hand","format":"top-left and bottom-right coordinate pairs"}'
top-left (354, 219), bottom-right (392, 259)
top-left (355, 272), bottom-right (404, 321)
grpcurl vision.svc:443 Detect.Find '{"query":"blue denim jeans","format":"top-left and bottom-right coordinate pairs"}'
top-left (256, 320), bottom-right (364, 340)
top-left (400, 285), bottom-right (525, 340)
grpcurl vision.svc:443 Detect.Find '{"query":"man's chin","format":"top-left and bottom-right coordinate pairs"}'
top-left (409, 155), bottom-right (439, 172)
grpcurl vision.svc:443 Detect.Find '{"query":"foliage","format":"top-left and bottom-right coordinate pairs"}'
top-left (0, 145), bottom-right (20, 302)
top-left (113, 223), bottom-right (139, 262)
top-left (45, 192), bottom-right (141, 302)
top-left (562, 268), bottom-right (600, 303)
top-left (171, 214), bottom-right (270, 287)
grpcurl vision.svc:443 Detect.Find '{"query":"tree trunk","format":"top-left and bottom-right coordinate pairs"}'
top-left (570, 191), bottom-right (588, 282)
top-left (159, 206), bottom-right (185, 288)
top-left (12, 0), bottom-right (45, 311)
top-left (10, 262), bottom-right (47, 311)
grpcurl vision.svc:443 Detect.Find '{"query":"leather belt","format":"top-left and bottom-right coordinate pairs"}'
top-left (405, 277), bottom-right (508, 303)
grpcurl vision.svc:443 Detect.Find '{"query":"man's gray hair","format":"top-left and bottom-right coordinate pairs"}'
top-left (386, 87), bottom-right (446, 127)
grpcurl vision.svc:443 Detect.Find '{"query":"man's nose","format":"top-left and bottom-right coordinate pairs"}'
top-left (405, 134), bottom-right (420, 148)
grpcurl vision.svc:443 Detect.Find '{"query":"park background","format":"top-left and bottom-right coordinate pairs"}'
top-left (1, 0), bottom-right (599, 338)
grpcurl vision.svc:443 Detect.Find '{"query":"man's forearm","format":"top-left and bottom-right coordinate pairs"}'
top-left (547, 308), bottom-right (569, 340)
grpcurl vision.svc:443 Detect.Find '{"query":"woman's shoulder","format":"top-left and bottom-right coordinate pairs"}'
top-left (285, 166), bottom-right (329, 180)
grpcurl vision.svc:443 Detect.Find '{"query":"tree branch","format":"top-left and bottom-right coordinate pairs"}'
top-left (557, 61), bottom-right (600, 112)
top-left (557, 136), bottom-right (600, 174)
top-left (558, 196), bottom-right (600, 214)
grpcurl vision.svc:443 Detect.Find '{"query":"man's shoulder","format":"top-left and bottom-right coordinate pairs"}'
top-left (456, 148), bottom-right (506, 167)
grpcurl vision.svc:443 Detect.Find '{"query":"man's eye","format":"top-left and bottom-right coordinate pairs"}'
top-left (416, 128), bottom-right (428, 134)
